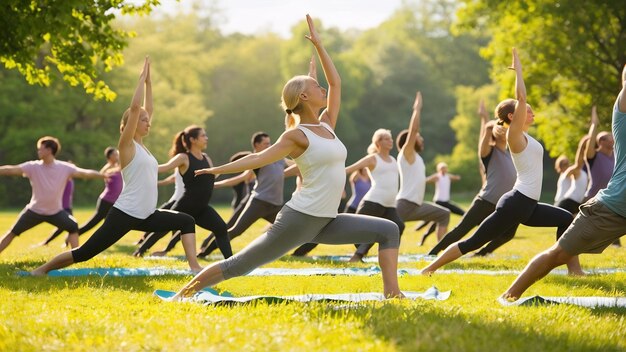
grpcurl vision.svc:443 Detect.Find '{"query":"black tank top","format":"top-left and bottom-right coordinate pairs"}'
top-left (181, 152), bottom-right (214, 204)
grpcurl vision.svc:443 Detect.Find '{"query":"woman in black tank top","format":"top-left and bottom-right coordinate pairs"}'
top-left (136, 125), bottom-right (233, 258)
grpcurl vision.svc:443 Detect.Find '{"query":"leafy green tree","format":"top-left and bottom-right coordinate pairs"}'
top-left (0, 0), bottom-right (161, 101)
top-left (455, 0), bottom-right (626, 157)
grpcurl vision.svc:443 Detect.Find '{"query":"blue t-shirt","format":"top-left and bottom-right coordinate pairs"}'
top-left (596, 95), bottom-right (626, 217)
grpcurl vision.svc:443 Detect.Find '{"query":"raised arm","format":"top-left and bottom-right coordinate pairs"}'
top-left (119, 58), bottom-right (150, 166)
top-left (565, 135), bottom-right (590, 178)
top-left (617, 64), bottom-right (626, 112)
top-left (195, 131), bottom-right (299, 176)
top-left (478, 100), bottom-right (494, 158)
top-left (506, 48), bottom-right (528, 154)
top-left (305, 15), bottom-right (341, 129)
top-left (401, 91), bottom-right (422, 163)
top-left (585, 105), bottom-right (599, 160)
top-left (0, 165), bottom-right (24, 176)
top-left (308, 54), bottom-right (317, 80)
top-left (345, 154), bottom-right (375, 175)
top-left (144, 61), bottom-right (153, 118)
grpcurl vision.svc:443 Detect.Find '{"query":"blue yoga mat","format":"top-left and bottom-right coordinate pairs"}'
top-left (154, 286), bottom-right (450, 305)
top-left (499, 295), bottom-right (626, 308)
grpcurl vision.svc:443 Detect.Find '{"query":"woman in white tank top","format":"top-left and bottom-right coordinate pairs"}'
top-left (556, 133), bottom-right (592, 215)
top-left (32, 58), bottom-right (203, 275)
top-left (344, 128), bottom-right (405, 262)
top-left (169, 16), bottom-right (403, 300)
top-left (421, 48), bottom-right (583, 276)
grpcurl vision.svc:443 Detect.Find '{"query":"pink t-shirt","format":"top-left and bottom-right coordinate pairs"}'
top-left (20, 160), bottom-right (77, 215)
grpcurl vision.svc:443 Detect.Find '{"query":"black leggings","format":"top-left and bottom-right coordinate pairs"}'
top-left (71, 207), bottom-right (195, 263)
top-left (457, 190), bottom-right (573, 255)
top-left (138, 203), bottom-right (232, 258)
top-left (199, 198), bottom-right (280, 257)
top-left (428, 197), bottom-right (518, 255)
top-left (555, 198), bottom-right (581, 215)
top-left (198, 195), bottom-right (249, 250)
top-left (42, 208), bottom-right (75, 245)
top-left (354, 201), bottom-right (405, 257)
top-left (78, 198), bottom-right (115, 235)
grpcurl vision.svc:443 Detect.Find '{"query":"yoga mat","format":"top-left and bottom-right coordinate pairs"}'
top-left (18, 266), bottom-right (626, 278)
top-left (499, 295), bottom-right (626, 308)
top-left (311, 254), bottom-right (436, 263)
top-left (154, 286), bottom-right (450, 305)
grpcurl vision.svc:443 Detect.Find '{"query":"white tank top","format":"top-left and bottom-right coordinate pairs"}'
top-left (433, 173), bottom-right (451, 202)
top-left (564, 170), bottom-right (588, 203)
top-left (554, 172), bottom-right (571, 203)
top-left (167, 168), bottom-right (185, 203)
top-left (286, 122), bottom-right (347, 218)
top-left (397, 153), bottom-right (426, 205)
top-left (362, 154), bottom-right (398, 208)
top-left (511, 133), bottom-right (543, 200)
top-left (114, 141), bottom-right (159, 219)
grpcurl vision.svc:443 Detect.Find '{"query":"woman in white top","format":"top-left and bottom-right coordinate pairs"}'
top-left (31, 58), bottom-right (203, 275)
top-left (421, 48), bottom-right (583, 275)
top-left (345, 128), bottom-right (405, 262)
top-left (169, 16), bottom-right (403, 300)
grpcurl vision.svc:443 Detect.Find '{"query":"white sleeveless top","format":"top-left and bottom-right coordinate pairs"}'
top-left (362, 154), bottom-right (398, 208)
top-left (554, 172), bottom-right (572, 203)
top-left (564, 170), bottom-right (588, 203)
top-left (397, 153), bottom-right (426, 205)
top-left (511, 133), bottom-right (543, 200)
top-left (433, 173), bottom-right (451, 202)
top-left (167, 168), bottom-right (185, 203)
top-left (286, 122), bottom-right (347, 218)
top-left (114, 141), bottom-right (159, 219)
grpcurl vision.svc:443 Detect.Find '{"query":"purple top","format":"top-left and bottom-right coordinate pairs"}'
top-left (100, 170), bottom-right (123, 203)
top-left (586, 151), bottom-right (615, 198)
top-left (62, 179), bottom-right (74, 210)
top-left (348, 177), bottom-right (371, 208)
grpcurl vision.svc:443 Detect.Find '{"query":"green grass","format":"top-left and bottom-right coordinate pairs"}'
top-left (1, 205), bottom-right (626, 351)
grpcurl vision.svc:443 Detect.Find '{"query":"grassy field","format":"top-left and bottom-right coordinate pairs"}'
top-left (1, 204), bottom-right (625, 351)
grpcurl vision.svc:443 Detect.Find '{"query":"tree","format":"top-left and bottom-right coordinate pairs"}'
top-left (0, 0), bottom-right (161, 101)
top-left (455, 0), bottom-right (626, 157)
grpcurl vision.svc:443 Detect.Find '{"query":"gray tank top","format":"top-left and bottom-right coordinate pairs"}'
top-left (251, 159), bottom-right (286, 206)
top-left (478, 147), bottom-right (516, 204)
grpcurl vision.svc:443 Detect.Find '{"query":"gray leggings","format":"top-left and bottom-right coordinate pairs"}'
top-left (220, 205), bottom-right (400, 279)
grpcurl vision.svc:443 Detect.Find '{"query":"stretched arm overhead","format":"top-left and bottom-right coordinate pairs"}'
top-left (119, 57), bottom-right (150, 168)
top-left (195, 130), bottom-right (300, 176)
top-left (308, 54), bottom-right (317, 80)
top-left (619, 63), bottom-right (626, 113)
top-left (305, 15), bottom-right (341, 129)
top-left (144, 61), bottom-right (153, 118)
top-left (401, 91), bottom-right (422, 164)
top-left (506, 48), bottom-right (529, 154)
top-left (0, 165), bottom-right (23, 176)
top-left (585, 105), bottom-right (599, 160)
top-left (478, 100), bottom-right (494, 158)
top-left (345, 154), bottom-right (376, 175)
top-left (565, 135), bottom-right (590, 178)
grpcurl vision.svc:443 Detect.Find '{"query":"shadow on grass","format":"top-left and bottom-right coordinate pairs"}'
top-left (320, 303), bottom-right (618, 351)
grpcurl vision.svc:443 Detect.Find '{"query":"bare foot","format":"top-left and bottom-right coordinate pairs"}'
top-left (151, 250), bottom-right (167, 257)
top-left (385, 291), bottom-right (406, 299)
top-left (568, 270), bottom-right (586, 276)
top-left (420, 269), bottom-right (434, 276)
top-left (499, 292), bottom-right (518, 302)
top-left (29, 269), bottom-right (46, 276)
top-left (190, 266), bottom-right (203, 274)
top-left (348, 253), bottom-right (364, 263)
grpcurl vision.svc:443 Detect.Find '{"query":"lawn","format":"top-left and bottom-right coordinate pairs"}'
top-left (0, 205), bottom-right (625, 351)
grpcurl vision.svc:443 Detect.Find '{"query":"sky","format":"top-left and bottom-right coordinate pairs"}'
top-left (155, 0), bottom-right (406, 37)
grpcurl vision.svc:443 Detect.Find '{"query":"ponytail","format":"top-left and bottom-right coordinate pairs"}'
top-left (169, 131), bottom-right (187, 157)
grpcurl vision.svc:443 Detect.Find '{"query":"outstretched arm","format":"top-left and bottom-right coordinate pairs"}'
top-left (506, 48), bottom-right (528, 154)
top-left (305, 15), bottom-right (341, 129)
top-left (119, 58), bottom-right (150, 167)
top-left (345, 154), bottom-right (375, 175)
top-left (195, 131), bottom-right (299, 176)
top-left (585, 105), bottom-right (599, 160)
top-left (401, 91), bottom-right (422, 163)
top-left (0, 165), bottom-right (23, 176)
top-left (157, 173), bottom-right (176, 187)
top-left (214, 170), bottom-right (254, 189)
top-left (73, 167), bottom-right (105, 180)
top-left (158, 154), bottom-right (189, 174)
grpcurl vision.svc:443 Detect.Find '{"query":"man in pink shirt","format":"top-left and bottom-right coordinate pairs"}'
top-left (0, 136), bottom-right (104, 254)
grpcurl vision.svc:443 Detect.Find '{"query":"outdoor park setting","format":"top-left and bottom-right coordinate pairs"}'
top-left (1, 0), bottom-right (626, 351)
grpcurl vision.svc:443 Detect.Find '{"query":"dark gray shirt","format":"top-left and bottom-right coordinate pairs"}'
top-left (251, 159), bottom-right (286, 206)
top-left (478, 147), bottom-right (516, 204)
